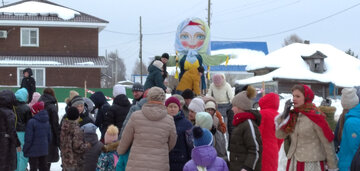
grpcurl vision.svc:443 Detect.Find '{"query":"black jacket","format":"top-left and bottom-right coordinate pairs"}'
top-left (105, 94), bottom-right (131, 131)
top-left (20, 68), bottom-right (36, 103)
top-left (14, 100), bottom-right (32, 132)
top-left (0, 90), bottom-right (21, 171)
top-left (90, 92), bottom-right (110, 140)
top-left (39, 94), bottom-right (60, 162)
top-left (81, 132), bottom-right (103, 171)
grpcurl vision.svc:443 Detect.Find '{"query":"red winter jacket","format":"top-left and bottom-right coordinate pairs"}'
top-left (258, 93), bottom-right (283, 171)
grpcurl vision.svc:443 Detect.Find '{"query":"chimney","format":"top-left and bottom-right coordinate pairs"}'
top-left (304, 40), bottom-right (310, 44)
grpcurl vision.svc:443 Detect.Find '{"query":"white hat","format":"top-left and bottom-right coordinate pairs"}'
top-left (341, 87), bottom-right (359, 110)
top-left (153, 60), bottom-right (163, 70)
top-left (188, 98), bottom-right (205, 113)
top-left (113, 84), bottom-right (126, 97)
top-left (205, 101), bottom-right (216, 110)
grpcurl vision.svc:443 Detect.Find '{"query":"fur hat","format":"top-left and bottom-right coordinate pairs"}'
top-left (205, 101), bottom-right (216, 110)
top-left (71, 95), bottom-right (85, 107)
top-left (113, 84), bottom-right (126, 97)
top-left (165, 97), bottom-right (181, 109)
top-left (212, 74), bottom-right (224, 87)
top-left (193, 126), bottom-right (213, 147)
top-left (31, 101), bottom-right (44, 115)
top-left (67, 107), bottom-right (79, 120)
top-left (232, 86), bottom-right (256, 110)
top-left (15, 88), bottom-right (28, 103)
top-left (195, 112), bottom-right (213, 130)
top-left (153, 60), bottom-right (163, 70)
top-left (341, 87), bottom-right (359, 110)
top-left (161, 53), bottom-right (169, 59)
top-left (132, 82), bottom-right (144, 92)
top-left (104, 125), bottom-right (119, 144)
top-left (81, 123), bottom-right (97, 134)
top-left (29, 92), bottom-right (41, 108)
top-left (147, 87), bottom-right (165, 102)
top-left (172, 94), bottom-right (185, 107)
top-left (182, 89), bottom-right (194, 99)
top-left (188, 98), bottom-right (205, 113)
top-left (65, 90), bottom-right (79, 104)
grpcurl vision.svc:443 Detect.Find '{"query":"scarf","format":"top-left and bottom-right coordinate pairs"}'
top-left (233, 112), bottom-right (256, 126)
top-left (281, 103), bottom-right (334, 142)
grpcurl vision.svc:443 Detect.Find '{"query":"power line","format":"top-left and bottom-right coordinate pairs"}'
top-left (103, 29), bottom-right (175, 36)
top-left (213, 2), bottom-right (360, 40)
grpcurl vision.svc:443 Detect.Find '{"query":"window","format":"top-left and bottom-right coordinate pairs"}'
top-left (18, 68), bottom-right (45, 87)
top-left (20, 28), bottom-right (39, 47)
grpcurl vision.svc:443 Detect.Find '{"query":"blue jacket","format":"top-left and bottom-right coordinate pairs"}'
top-left (23, 110), bottom-right (51, 157)
top-left (338, 103), bottom-right (360, 170)
top-left (169, 111), bottom-right (193, 171)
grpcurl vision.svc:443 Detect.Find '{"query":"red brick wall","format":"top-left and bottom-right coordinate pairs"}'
top-left (0, 26), bottom-right (98, 57)
top-left (0, 67), bottom-right (17, 85)
top-left (46, 68), bottom-right (101, 88)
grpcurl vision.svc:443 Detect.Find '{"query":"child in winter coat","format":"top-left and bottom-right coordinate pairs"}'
top-left (165, 97), bottom-right (193, 171)
top-left (81, 123), bottom-right (103, 171)
top-left (183, 126), bottom-right (228, 171)
top-left (230, 86), bottom-right (262, 171)
top-left (188, 97), bottom-right (205, 124)
top-left (23, 101), bottom-right (51, 171)
top-left (60, 107), bottom-right (91, 171)
top-left (14, 88), bottom-right (32, 171)
top-left (97, 125), bottom-right (119, 171)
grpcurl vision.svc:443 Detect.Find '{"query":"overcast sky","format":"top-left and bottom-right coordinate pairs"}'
top-left (6, 0), bottom-right (360, 79)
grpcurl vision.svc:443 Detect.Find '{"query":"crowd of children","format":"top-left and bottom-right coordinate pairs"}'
top-left (1, 67), bottom-right (360, 171)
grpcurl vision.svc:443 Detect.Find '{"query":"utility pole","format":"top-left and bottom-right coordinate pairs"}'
top-left (139, 16), bottom-right (143, 84)
top-left (1, 0), bottom-right (4, 6)
top-left (115, 50), bottom-right (118, 84)
top-left (207, 0), bottom-right (211, 28)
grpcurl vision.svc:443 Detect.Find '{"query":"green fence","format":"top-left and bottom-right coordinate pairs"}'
top-left (0, 87), bottom-right (134, 102)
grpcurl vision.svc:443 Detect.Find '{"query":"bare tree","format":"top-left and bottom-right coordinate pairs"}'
top-left (101, 51), bottom-right (126, 88)
top-left (132, 59), bottom-right (148, 75)
top-left (282, 34), bottom-right (304, 47)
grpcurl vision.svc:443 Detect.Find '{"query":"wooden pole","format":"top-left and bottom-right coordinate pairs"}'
top-left (84, 80), bottom-right (87, 98)
top-left (262, 81), bottom-right (265, 96)
top-left (139, 16), bottom-right (143, 84)
top-left (208, 0), bottom-right (211, 28)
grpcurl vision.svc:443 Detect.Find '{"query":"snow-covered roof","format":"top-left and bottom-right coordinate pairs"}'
top-left (0, 56), bottom-right (107, 68)
top-left (237, 43), bottom-right (360, 87)
top-left (0, 0), bottom-right (108, 29)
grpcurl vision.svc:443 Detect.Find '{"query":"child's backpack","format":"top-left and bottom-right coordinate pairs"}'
top-left (96, 151), bottom-right (118, 171)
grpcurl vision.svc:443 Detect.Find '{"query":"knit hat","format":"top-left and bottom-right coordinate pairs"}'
top-left (71, 95), bottom-right (85, 107)
top-left (193, 126), bottom-right (213, 147)
top-left (182, 89), bottom-right (194, 99)
top-left (232, 86), bottom-right (256, 110)
top-left (161, 53), bottom-right (169, 59)
top-left (153, 60), bottom-right (163, 70)
top-left (172, 94), bottom-right (185, 107)
top-left (341, 87), bottom-right (359, 110)
top-left (132, 82), bottom-right (144, 92)
top-left (31, 101), bottom-right (44, 115)
top-left (212, 74), bottom-right (224, 87)
top-left (29, 92), bottom-right (41, 108)
top-left (67, 107), bottom-right (80, 120)
top-left (165, 97), bottom-right (181, 109)
top-left (205, 101), bottom-right (216, 110)
top-left (113, 84), bottom-right (126, 97)
top-left (147, 87), bottom-right (165, 102)
top-left (15, 88), bottom-right (28, 102)
top-left (195, 112), bottom-right (213, 130)
top-left (188, 98), bottom-right (205, 113)
top-left (104, 125), bottom-right (119, 144)
top-left (81, 123), bottom-right (97, 134)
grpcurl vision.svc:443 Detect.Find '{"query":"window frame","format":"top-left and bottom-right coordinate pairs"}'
top-left (17, 67), bottom-right (46, 87)
top-left (20, 28), bottom-right (39, 47)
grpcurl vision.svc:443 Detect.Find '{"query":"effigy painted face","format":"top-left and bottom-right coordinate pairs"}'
top-left (179, 24), bottom-right (206, 50)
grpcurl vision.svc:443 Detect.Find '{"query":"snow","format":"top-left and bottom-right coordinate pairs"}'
top-left (52, 93), bottom-right (341, 170)
top-left (237, 43), bottom-right (360, 87)
top-left (0, 1), bottom-right (80, 20)
top-left (75, 62), bottom-right (95, 65)
top-left (0, 59), bottom-right (61, 65)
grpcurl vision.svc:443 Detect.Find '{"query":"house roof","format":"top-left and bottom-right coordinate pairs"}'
top-left (0, 56), bottom-right (108, 68)
top-left (0, 0), bottom-right (108, 30)
top-left (236, 43), bottom-right (360, 87)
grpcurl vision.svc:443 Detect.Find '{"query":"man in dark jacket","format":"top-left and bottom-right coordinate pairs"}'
top-left (149, 53), bottom-right (169, 80)
top-left (0, 90), bottom-right (21, 171)
top-left (20, 68), bottom-right (36, 104)
top-left (144, 61), bottom-right (167, 91)
top-left (105, 94), bottom-right (131, 132)
top-left (90, 91), bottom-right (111, 141)
top-left (131, 82), bottom-right (144, 105)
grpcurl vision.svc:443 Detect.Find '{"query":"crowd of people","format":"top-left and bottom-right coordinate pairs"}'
top-left (1, 62), bottom-right (360, 171)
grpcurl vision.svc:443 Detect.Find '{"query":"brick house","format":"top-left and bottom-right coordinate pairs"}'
top-left (0, 0), bottom-right (108, 88)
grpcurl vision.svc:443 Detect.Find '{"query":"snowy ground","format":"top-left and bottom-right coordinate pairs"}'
top-left (52, 94), bottom-right (342, 171)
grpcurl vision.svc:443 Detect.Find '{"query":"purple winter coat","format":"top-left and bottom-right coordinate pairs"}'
top-left (183, 145), bottom-right (228, 171)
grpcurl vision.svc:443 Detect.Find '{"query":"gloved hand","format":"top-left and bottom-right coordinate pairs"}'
top-left (282, 99), bottom-right (293, 119)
